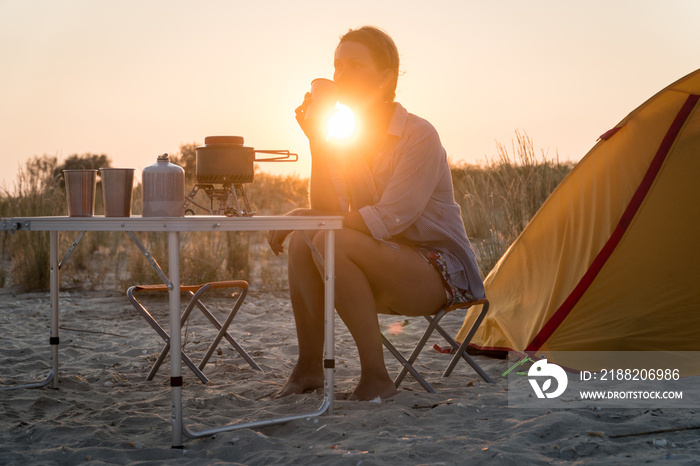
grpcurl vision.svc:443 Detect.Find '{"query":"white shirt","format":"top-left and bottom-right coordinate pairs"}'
top-left (328, 103), bottom-right (485, 298)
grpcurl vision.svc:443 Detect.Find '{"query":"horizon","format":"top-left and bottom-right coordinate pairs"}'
top-left (2, 1), bottom-right (699, 190)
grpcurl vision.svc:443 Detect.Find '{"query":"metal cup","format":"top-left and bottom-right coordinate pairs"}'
top-left (100, 168), bottom-right (134, 217)
top-left (306, 78), bottom-right (339, 121)
top-left (64, 170), bottom-right (98, 217)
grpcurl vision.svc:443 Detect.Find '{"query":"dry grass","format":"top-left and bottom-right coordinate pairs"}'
top-left (1, 134), bottom-right (573, 290)
top-left (452, 132), bottom-right (574, 275)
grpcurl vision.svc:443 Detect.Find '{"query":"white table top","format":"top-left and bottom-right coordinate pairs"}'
top-left (1, 215), bottom-right (343, 233)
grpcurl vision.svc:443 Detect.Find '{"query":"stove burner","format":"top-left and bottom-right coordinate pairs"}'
top-left (184, 182), bottom-right (253, 217)
top-left (183, 136), bottom-right (297, 217)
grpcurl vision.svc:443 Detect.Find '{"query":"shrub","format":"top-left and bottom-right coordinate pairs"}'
top-left (452, 131), bottom-right (573, 276)
top-left (1, 134), bottom-right (573, 290)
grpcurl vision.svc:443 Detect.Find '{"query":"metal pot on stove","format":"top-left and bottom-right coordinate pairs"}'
top-left (184, 135), bottom-right (298, 216)
top-left (195, 136), bottom-right (297, 185)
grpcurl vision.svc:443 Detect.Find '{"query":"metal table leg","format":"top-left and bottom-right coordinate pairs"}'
top-left (0, 232), bottom-right (58, 391)
top-left (168, 231), bottom-right (184, 448)
top-left (179, 228), bottom-right (336, 440)
top-left (1, 230), bottom-right (86, 391)
top-left (323, 229), bottom-right (335, 414)
top-left (49, 230), bottom-right (60, 389)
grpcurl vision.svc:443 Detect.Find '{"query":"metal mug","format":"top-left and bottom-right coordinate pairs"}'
top-left (305, 78), bottom-right (339, 122)
top-left (100, 168), bottom-right (134, 217)
top-left (64, 169), bottom-right (97, 217)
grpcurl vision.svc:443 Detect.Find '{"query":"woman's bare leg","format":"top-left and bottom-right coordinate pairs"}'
top-left (278, 228), bottom-right (446, 400)
top-left (274, 231), bottom-right (327, 398)
top-left (314, 229), bottom-right (446, 400)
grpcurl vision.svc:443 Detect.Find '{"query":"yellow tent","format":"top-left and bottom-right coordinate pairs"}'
top-left (457, 68), bottom-right (700, 373)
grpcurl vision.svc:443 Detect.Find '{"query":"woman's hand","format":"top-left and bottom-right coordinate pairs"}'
top-left (266, 208), bottom-right (312, 256)
top-left (295, 93), bottom-right (314, 140)
top-left (296, 93), bottom-right (329, 144)
top-left (267, 229), bottom-right (292, 256)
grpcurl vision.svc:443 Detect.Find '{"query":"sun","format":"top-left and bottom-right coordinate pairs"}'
top-left (326, 103), bottom-right (356, 141)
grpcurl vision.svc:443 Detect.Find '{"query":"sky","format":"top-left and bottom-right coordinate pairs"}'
top-left (1, 0), bottom-right (699, 191)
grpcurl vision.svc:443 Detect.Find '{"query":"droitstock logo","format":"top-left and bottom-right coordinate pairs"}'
top-left (528, 359), bottom-right (568, 398)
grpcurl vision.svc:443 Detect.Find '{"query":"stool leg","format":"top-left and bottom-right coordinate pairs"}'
top-left (146, 343), bottom-right (209, 383)
top-left (128, 288), bottom-right (210, 384)
top-left (393, 310), bottom-right (445, 387)
top-left (432, 322), bottom-right (492, 383)
top-left (381, 334), bottom-right (435, 393)
top-left (197, 289), bottom-right (261, 371)
top-left (443, 302), bottom-right (492, 382)
top-left (149, 287), bottom-right (207, 376)
top-left (147, 349), bottom-right (168, 381)
top-left (152, 287), bottom-right (211, 383)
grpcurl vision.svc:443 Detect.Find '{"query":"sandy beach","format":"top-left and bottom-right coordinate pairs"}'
top-left (1, 286), bottom-right (699, 465)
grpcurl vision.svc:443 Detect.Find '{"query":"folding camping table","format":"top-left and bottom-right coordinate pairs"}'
top-left (0, 215), bottom-right (343, 448)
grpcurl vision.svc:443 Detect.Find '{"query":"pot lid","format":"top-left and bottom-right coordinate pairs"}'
top-left (204, 136), bottom-right (244, 145)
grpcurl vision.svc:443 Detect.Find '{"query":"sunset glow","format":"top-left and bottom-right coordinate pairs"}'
top-left (387, 321), bottom-right (404, 336)
top-left (1, 2), bottom-right (699, 189)
top-left (326, 103), bottom-right (356, 141)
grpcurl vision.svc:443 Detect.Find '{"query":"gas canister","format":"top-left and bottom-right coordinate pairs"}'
top-left (142, 154), bottom-right (185, 217)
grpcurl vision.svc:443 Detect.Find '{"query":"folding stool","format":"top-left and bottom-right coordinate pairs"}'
top-left (127, 280), bottom-right (261, 384)
top-left (380, 298), bottom-right (494, 393)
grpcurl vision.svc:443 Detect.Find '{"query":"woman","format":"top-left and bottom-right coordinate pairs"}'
top-left (268, 26), bottom-right (484, 401)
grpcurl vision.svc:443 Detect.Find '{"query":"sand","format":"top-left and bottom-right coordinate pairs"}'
top-left (1, 286), bottom-right (699, 465)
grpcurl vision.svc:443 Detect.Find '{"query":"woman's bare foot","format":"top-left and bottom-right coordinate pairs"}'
top-left (273, 364), bottom-right (324, 399)
top-left (348, 377), bottom-right (398, 401)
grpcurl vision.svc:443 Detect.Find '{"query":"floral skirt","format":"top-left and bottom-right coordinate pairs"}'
top-left (415, 247), bottom-right (476, 308)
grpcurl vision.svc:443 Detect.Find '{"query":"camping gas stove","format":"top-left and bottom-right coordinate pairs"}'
top-left (183, 136), bottom-right (297, 216)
